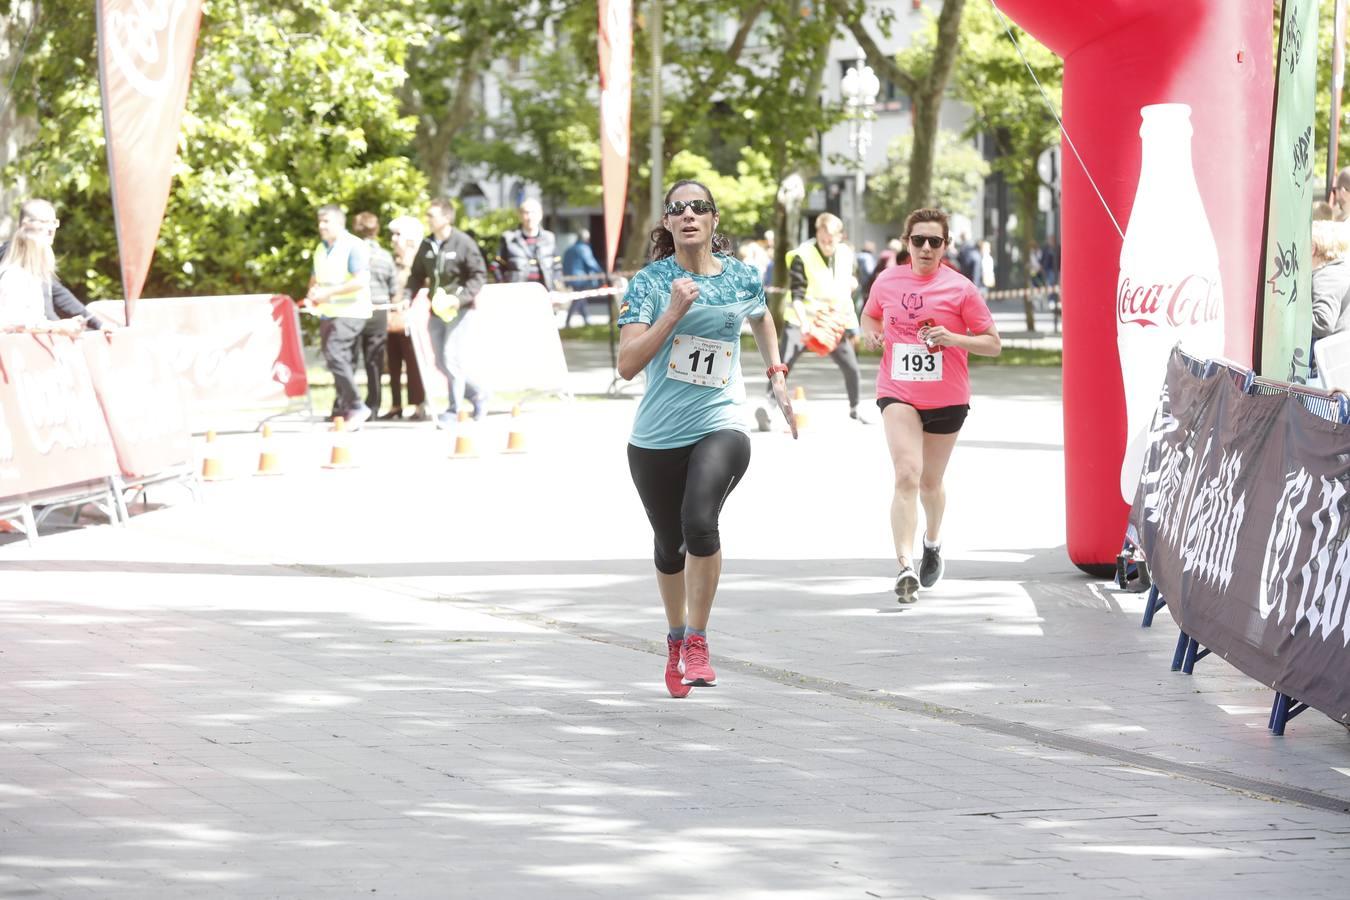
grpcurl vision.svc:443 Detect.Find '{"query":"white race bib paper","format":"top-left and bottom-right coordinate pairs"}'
top-left (667, 334), bottom-right (735, 387)
top-left (890, 342), bottom-right (943, 382)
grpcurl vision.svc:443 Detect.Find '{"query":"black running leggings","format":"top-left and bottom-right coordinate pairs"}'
top-left (627, 430), bottom-right (752, 574)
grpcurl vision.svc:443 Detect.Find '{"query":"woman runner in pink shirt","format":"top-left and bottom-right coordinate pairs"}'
top-left (861, 208), bottom-right (1002, 602)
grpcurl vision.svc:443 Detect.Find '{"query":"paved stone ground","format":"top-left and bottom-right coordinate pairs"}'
top-left (1, 342), bottom-right (1347, 898)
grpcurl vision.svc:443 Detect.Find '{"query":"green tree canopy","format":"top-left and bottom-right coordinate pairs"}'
top-left (7, 0), bottom-right (427, 301)
top-left (866, 131), bottom-right (988, 231)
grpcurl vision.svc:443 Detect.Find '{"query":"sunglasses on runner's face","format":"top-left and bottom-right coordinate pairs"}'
top-left (908, 234), bottom-right (945, 249)
top-left (665, 199), bottom-right (717, 216)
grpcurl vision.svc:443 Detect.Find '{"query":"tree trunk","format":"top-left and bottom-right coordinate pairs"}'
top-left (906, 93), bottom-right (941, 212)
top-left (835, 0), bottom-right (966, 216)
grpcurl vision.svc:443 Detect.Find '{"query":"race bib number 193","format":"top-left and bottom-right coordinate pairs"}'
top-left (890, 342), bottom-right (943, 382)
top-left (668, 334), bottom-right (735, 387)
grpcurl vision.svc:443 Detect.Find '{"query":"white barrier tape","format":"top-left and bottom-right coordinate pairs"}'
top-left (984, 285), bottom-right (1059, 300)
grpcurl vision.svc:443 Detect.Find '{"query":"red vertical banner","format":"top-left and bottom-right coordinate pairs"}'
top-left (95, 1), bottom-right (204, 325)
top-left (597, 0), bottom-right (632, 273)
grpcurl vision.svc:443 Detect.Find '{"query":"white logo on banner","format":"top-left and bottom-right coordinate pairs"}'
top-left (1259, 469), bottom-right (1350, 645)
top-left (107, 0), bottom-right (191, 100)
top-left (1142, 419), bottom-right (1247, 594)
top-left (15, 342), bottom-right (107, 455)
top-left (600, 0), bottom-right (632, 159)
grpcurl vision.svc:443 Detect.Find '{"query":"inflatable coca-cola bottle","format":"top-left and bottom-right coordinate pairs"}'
top-left (1116, 103), bottom-right (1226, 504)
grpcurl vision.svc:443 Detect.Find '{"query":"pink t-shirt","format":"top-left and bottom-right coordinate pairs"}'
top-left (862, 263), bottom-right (995, 409)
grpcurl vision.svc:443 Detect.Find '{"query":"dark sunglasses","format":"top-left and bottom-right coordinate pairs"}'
top-left (908, 234), bottom-right (946, 249)
top-left (665, 199), bottom-right (717, 216)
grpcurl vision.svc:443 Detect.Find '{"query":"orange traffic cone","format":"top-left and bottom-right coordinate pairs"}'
top-left (791, 385), bottom-right (809, 431)
top-left (503, 404), bottom-right (526, 453)
top-left (451, 410), bottom-right (477, 458)
top-left (323, 416), bottom-right (354, 468)
top-left (256, 424), bottom-right (281, 475)
top-left (201, 430), bottom-right (227, 481)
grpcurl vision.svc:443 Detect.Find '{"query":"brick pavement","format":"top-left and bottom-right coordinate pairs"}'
top-left (0, 346), bottom-right (1346, 898)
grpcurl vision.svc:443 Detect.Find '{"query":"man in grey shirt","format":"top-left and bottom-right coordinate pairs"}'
top-left (353, 211), bottom-right (397, 418)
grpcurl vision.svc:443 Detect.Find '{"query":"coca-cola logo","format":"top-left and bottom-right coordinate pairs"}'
top-left (14, 342), bottom-right (109, 455)
top-left (1117, 274), bottom-right (1222, 328)
top-left (106, 0), bottom-right (191, 100)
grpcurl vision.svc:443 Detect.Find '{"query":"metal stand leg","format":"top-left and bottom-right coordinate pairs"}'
top-left (1268, 692), bottom-right (1308, 736)
top-left (1141, 586), bottom-right (1165, 627)
top-left (1171, 629), bottom-right (1189, 672)
top-left (1181, 637), bottom-right (1210, 675)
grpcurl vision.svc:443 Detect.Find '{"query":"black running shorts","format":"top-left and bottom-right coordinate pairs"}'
top-left (876, 397), bottom-right (969, 435)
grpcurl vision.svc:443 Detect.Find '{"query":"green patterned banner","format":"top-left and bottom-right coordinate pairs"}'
top-left (1257, 0), bottom-right (1320, 382)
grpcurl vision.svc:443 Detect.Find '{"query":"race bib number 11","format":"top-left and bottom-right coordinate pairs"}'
top-left (890, 342), bottom-right (943, 382)
top-left (668, 334), bottom-right (734, 387)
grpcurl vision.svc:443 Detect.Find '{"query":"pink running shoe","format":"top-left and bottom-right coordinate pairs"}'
top-left (665, 637), bottom-right (691, 698)
top-left (681, 634), bottom-right (716, 686)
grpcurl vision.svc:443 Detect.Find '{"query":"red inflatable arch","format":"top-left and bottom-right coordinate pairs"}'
top-left (995, 0), bottom-right (1274, 573)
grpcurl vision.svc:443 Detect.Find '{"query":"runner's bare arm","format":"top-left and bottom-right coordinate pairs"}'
top-left (616, 279), bottom-right (698, 379)
top-left (749, 311), bottom-right (798, 440)
top-left (924, 323), bottom-right (1001, 357)
top-left (860, 312), bottom-right (885, 350)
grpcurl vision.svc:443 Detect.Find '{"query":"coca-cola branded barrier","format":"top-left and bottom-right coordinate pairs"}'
top-left (0, 333), bottom-right (120, 499)
top-left (81, 330), bottom-right (193, 479)
top-left (403, 283), bottom-right (571, 409)
top-left (474, 283), bottom-right (570, 394)
top-left (995, 1), bottom-right (1273, 573)
top-left (87, 294), bottom-right (309, 428)
top-left (1132, 350), bottom-right (1350, 725)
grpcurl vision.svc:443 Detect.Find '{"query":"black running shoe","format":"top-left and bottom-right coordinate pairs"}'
top-left (754, 405), bottom-right (771, 432)
top-left (894, 566), bottom-right (920, 603)
top-left (919, 544), bottom-right (944, 589)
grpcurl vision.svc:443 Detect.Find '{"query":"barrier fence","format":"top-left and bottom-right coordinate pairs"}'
top-left (1131, 347), bottom-right (1350, 734)
top-left (0, 329), bottom-right (198, 543)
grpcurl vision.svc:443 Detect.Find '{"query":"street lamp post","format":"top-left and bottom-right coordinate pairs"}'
top-left (841, 59), bottom-right (880, 250)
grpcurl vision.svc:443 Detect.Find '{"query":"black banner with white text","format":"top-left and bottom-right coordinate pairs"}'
top-left (1132, 350), bottom-right (1350, 724)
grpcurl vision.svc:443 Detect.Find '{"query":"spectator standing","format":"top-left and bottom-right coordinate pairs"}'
top-left (979, 239), bottom-right (996, 295)
top-left (0, 228), bottom-right (58, 329)
top-left (384, 215), bottom-right (428, 421)
top-left (351, 211), bottom-right (396, 419)
top-left (305, 205), bottom-right (373, 429)
top-left (498, 198), bottom-right (562, 291)
top-left (406, 198), bottom-right (490, 426)
top-left (562, 228), bottom-right (605, 328)
top-left (0, 199), bottom-right (106, 329)
top-left (737, 239), bottom-right (770, 284)
top-left (856, 239), bottom-right (878, 293)
top-left (1311, 219), bottom-right (1350, 343)
top-left (955, 232), bottom-right (981, 284)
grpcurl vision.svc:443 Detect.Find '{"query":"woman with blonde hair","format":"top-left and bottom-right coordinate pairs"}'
top-left (0, 227), bottom-right (58, 330)
top-left (1311, 219), bottom-right (1350, 343)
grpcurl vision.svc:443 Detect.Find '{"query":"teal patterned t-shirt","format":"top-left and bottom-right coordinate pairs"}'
top-left (618, 254), bottom-right (768, 449)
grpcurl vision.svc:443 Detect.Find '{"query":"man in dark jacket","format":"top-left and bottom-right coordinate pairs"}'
top-left (0, 199), bottom-right (107, 329)
top-left (406, 198), bottom-right (489, 427)
top-left (497, 198), bottom-right (562, 291)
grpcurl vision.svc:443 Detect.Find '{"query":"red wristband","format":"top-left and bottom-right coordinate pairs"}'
top-left (766, 364), bottom-right (789, 379)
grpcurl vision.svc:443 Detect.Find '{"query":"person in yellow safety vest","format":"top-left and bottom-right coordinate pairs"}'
top-left (756, 212), bottom-right (869, 430)
top-left (305, 204), bottom-right (373, 429)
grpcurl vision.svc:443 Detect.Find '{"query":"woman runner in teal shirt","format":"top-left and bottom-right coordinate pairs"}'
top-left (618, 180), bottom-right (796, 698)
